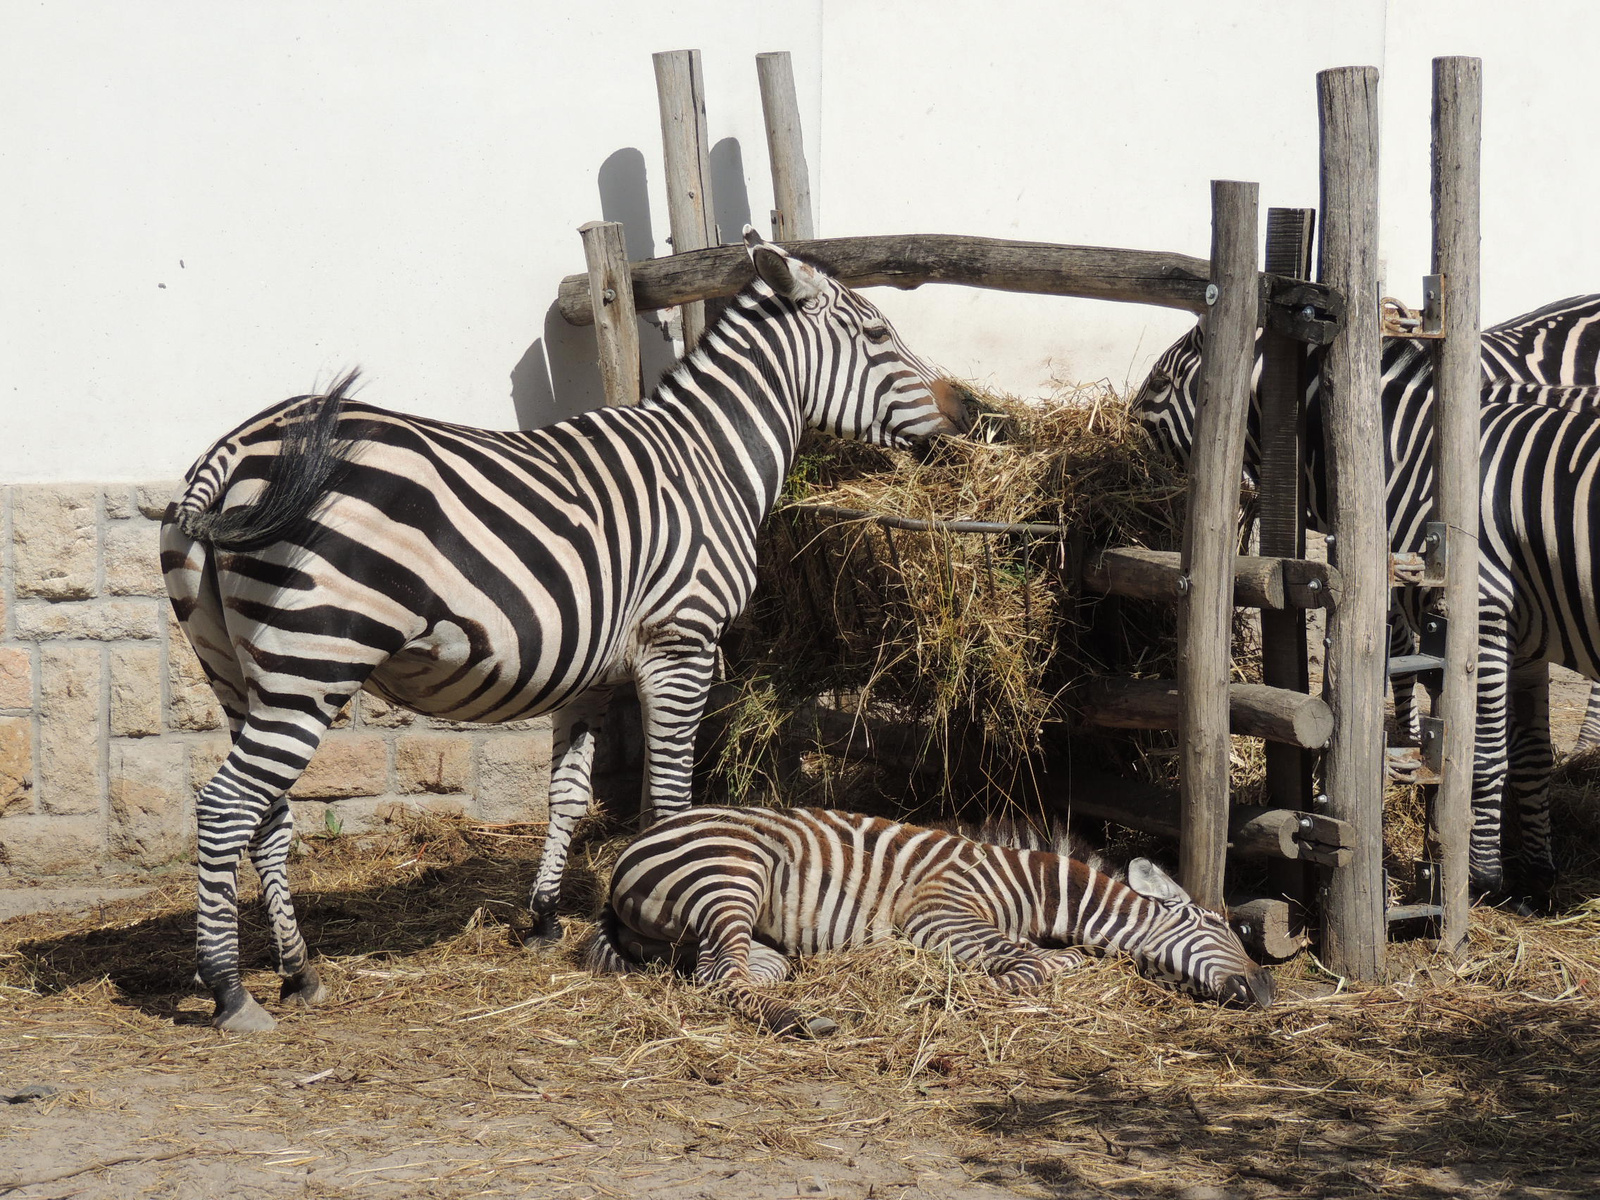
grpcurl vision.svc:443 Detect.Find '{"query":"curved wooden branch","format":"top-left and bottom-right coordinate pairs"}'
top-left (557, 234), bottom-right (1212, 325)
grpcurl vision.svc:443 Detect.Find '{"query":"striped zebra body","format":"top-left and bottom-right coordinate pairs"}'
top-left (1133, 295), bottom-right (1600, 901)
top-left (161, 230), bottom-right (969, 1032)
top-left (591, 806), bottom-right (1273, 1035)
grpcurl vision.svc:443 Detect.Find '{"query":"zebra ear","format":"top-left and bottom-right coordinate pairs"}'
top-left (1127, 858), bottom-right (1192, 904)
top-left (747, 236), bottom-right (826, 307)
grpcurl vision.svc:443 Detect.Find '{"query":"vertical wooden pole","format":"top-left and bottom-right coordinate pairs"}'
top-left (1258, 208), bottom-right (1317, 916)
top-left (654, 49), bottom-right (718, 349)
top-left (1179, 179), bottom-right (1260, 911)
top-left (1317, 66), bottom-right (1388, 980)
top-left (1430, 56), bottom-right (1482, 955)
top-left (578, 220), bottom-right (641, 407)
top-left (756, 51), bottom-right (815, 241)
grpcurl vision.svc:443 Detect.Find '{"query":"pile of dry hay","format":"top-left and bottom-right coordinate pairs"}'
top-left (7, 798), bottom-right (1600, 1197)
top-left (709, 382), bottom-right (1193, 812)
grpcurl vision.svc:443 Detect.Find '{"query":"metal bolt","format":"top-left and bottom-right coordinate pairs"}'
top-left (1313, 792), bottom-right (1331, 809)
top-left (1298, 816), bottom-right (1314, 832)
top-left (1307, 577), bottom-right (1323, 593)
top-left (1238, 923), bottom-right (1252, 937)
top-left (1205, 283), bottom-right (1219, 306)
top-left (602, 288), bottom-right (616, 304)
top-left (1175, 574), bottom-right (1191, 595)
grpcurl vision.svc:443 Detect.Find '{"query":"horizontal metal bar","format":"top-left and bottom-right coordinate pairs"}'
top-left (1388, 653), bottom-right (1444, 678)
top-left (1386, 903), bottom-right (1444, 923)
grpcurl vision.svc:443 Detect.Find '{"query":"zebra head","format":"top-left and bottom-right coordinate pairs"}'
top-left (742, 227), bottom-right (971, 447)
top-left (1123, 858), bottom-right (1274, 1008)
top-left (1130, 324), bottom-right (1204, 467)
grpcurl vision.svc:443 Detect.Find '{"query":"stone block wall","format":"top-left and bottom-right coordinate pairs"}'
top-left (0, 482), bottom-right (552, 880)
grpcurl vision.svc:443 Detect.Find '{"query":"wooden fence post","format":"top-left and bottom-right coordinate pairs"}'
top-left (1178, 179), bottom-right (1260, 911)
top-left (578, 220), bottom-right (642, 407)
top-left (1430, 55), bottom-right (1482, 956)
top-left (654, 49), bottom-right (718, 349)
top-left (1317, 65), bottom-right (1388, 981)
top-left (756, 51), bottom-right (814, 241)
top-left (1258, 207), bottom-right (1318, 923)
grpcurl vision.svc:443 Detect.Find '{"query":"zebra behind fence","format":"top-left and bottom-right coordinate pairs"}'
top-left (588, 806), bottom-right (1273, 1035)
top-left (1132, 296), bottom-right (1600, 901)
top-left (161, 229), bottom-right (970, 1032)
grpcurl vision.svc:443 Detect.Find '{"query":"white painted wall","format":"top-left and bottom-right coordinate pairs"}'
top-left (5, 2), bottom-right (1599, 482)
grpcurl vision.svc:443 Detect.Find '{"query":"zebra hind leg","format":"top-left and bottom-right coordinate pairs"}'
top-left (902, 900), bottom-right (1076, 993)
top-left (527, 688), bottom-right (613, 947)
top-left (248, 793), bottom-right (326, 1007)
top-left (694, 899), bottom-right (833, 1037)
top-left (1507, 663), bottom-right (1557, 912)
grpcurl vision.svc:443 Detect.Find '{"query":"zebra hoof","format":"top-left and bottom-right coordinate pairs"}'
top-left (804, 1015), bottom-right (838, 1038)
top-left (522, 915), bottom-right (564, 950)
top-left (212, 991), bottom-right (277, 1033)
top-left (280, 968), bottom-right (328, 1007)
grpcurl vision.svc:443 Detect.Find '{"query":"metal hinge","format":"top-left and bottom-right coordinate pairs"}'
top-left (1260, 274), bottom-right (1345, 345)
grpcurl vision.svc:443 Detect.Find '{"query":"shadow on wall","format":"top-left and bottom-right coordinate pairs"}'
top-left (511, 144), bottom-right (755, 431)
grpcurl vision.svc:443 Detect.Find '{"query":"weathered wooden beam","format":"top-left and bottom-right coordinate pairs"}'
top-left (1430, 56), bottom-right (1482, 958)
top-left (1081, 547), bottom-right (1339, 609)
top-left (557, 235), bottom-right (1213, 325)
top-left (1318, 65), bottom-right (1389, 981)
top-left (1229, 897), bottom-right (1305, 960)
top-left (756, 51), bottom-right (814, 241)
top-left (1079, 679), bottom-right (1333, 749)
top-left (1232, 808), bottom-right (1354, 868)
top-left (1178, 180), bottom-right (1260, 910)
top-left (578, 221), bottom-right (641, 407)
top-left (654, 49), bottom-right (717, 348)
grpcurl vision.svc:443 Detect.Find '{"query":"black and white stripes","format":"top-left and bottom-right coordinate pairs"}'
top-left (161, 230), bottom-right (969, 1031)
top-left (589, 806), bottom-right (1272, 1035)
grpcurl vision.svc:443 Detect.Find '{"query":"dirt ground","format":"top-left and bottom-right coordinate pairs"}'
top-left (5, 671), bottom-right (1600, 1200)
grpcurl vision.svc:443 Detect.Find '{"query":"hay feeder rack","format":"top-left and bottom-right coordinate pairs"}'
top-left (557, 51), bottom-right (1484, 980)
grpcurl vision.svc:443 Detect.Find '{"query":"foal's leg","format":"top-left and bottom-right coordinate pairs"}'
top-left (693, 893), bottom-right (830, 1036)
top-left (900, 901), bottom-right (1085, 992)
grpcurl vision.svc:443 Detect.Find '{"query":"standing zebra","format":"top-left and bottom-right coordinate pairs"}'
top-left (161, 230), bottom-right (969, 1031)
top-left (1132, 297), bottom-right (1600, 901)
top-left (589, 806), bottom-right (1272, 1034)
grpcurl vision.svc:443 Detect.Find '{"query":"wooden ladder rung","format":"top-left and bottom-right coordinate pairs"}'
top-left (1082, 547), bottom-right (1339, 609)
top-left (1077, 678), bottom-right (1334, 749)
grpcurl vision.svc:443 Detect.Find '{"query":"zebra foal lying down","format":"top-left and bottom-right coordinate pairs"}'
top-left (587, 807), bottom-right (1274, 1035)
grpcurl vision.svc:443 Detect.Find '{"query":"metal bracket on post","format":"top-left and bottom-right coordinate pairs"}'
top-left (1382, 275), bottom-right (1447, 339)
top-left (1260, 274), bottom-right (1345, 344)
top-left (1420, 715), bottom-right (1445, 773)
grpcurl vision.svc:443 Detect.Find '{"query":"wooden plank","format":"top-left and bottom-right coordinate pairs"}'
top-left (1081, 547), bottom-right (1339, 609)
top-left (557, 235), bottom-right (1213, 324)
top-left (1079, 679), bottom-right (1333, 749)
top-left (1317, 66), bottom-right (1388, 981)
top-left (1229, 897), bottom-right (1305, 959)
top-left (1178, 179), bottom-right (1260, 910)
top-left (756, 52), bottom-right (814, 241)
top-left (654, 49), bottom-right (717, 349)
top-left (578, 221), bottom-right (642, 407)
top-left (1430, 55), bottom-right (1482, 956)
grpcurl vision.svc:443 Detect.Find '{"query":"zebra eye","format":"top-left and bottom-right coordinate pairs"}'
top-left (863, 323), bottom-right (892, 344)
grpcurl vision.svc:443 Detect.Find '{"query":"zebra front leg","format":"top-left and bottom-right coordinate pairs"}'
top-left (634, 641), bottom-right (719, 829)
top-left (900, 899), bottom-right (1078, 992)
top-left (248, 793), bottom-right (325, 1008)
top-left (693, 896), bottom-right (831, 1037)
top-left (1575, 682), bottom-right (1600, 755)
top-left (527, 688), bottom-right (612, 946)
top-left (1469, 609), bottom-right (1514, 901)
top-left (1507, 662), bottom-right (1556, 910)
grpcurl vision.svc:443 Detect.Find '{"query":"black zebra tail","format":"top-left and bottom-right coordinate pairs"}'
top-left (179, 369), bottom-right (359, 550)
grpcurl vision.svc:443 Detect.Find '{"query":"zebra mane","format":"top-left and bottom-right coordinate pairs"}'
top-left (939, 814), bottom-right (1115, 877)
top-left (179, 370), bottom-right (359, 551)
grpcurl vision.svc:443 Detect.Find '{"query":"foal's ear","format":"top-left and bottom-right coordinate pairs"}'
top-left (745, 225), bottom-right (825, 306)
top-left (1127, 858), bottom-right (1192, 904)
